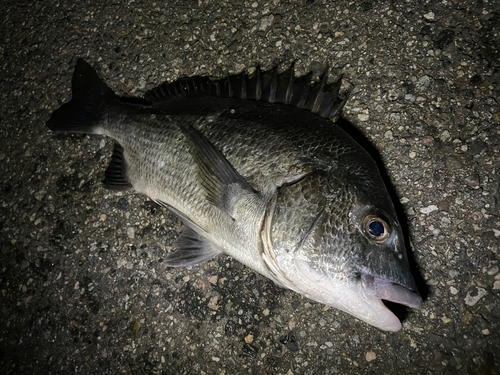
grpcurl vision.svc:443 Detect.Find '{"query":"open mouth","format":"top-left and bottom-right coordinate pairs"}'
top-left (361, 273), bottom-right (422, 308)
top-left (355, 273), bottom-right (422, 331)
top-left (290, 253), bottom-right (423, 331)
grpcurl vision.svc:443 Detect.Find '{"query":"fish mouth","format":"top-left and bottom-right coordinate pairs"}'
top-left (361, 273), bottom-right (422, 308)
top-left (290, 247), bottom-right (423, 331)
top-left (358, 273), bottom-right (422, 331)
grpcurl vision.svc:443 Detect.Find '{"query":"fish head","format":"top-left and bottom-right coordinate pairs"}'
top-left (262, 169), bottom-right (422, 332)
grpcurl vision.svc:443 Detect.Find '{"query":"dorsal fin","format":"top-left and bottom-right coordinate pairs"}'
top-left (145, 65), bottom-right (347, 120)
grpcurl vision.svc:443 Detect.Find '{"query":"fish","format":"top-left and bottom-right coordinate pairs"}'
top-left (46, 59), bottom-right (422, 332)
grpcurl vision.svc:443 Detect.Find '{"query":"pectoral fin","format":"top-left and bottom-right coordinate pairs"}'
top-left (178, 124), bottom-right (260, 219)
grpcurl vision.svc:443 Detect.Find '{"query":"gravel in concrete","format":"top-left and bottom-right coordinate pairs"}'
top-left (1, 0), bottom-right (499, 374)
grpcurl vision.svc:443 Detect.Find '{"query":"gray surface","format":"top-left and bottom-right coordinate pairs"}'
top-left (1, 0), bottom-right (499, 374)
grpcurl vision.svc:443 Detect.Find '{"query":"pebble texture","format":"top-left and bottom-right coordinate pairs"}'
top-left (1, 0), bottom-right (499, 374)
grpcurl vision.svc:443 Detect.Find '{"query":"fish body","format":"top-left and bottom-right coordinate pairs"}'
top-left (47, 59), bottom-right (422, 331)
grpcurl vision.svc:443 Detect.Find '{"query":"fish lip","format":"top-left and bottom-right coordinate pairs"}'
top-left (291, 255), bottom-right (420, 331)
top-left (360, 273), bottom-right (423, 309)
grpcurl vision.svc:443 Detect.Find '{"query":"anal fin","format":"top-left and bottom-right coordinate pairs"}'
top-left (102, 143), bottom-right (133, 191)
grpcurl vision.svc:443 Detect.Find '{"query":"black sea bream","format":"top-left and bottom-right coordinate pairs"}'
top-left (47, 59), bottom-right (422, 331)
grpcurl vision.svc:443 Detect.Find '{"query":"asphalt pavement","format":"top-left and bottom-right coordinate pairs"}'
top-left (1, 0), bottom-right (499, 374)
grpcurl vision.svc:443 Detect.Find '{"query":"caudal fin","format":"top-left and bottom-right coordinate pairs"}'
top-left (46, 59), bottom-right (117, 133)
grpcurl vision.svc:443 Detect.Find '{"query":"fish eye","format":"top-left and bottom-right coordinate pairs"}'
top-left (362, 215), bottom-right (390, 243)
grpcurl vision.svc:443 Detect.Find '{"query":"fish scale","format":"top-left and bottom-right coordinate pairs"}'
top-left (47, 59), bottom-right (422, 332)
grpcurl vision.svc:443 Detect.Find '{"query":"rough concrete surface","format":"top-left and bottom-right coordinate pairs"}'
top-left (1, 0), bottom-right (499, 374)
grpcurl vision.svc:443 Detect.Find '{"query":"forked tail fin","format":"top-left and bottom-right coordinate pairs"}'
top-left (46, 59), bottom-right (117, 133)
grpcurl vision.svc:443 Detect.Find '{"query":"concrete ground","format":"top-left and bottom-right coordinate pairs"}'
top-left (1, 0), bottom-right (499, 374)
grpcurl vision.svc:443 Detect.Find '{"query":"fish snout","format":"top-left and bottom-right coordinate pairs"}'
top-left (361, 273), bottom-right (423, 309)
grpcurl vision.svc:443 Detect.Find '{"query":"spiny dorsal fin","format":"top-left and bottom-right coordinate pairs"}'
top-left (145, 65), bottom-right (346, 120)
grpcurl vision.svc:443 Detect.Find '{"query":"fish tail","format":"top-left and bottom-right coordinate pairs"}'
top-left (46, 59), bottom-right (117, 133)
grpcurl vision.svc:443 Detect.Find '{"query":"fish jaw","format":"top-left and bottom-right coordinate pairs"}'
top-left (292, 256), bottom-right (422, 331)
top-left (261, 240), bottom-right (422, 331)
top-left (356, 274), bottom-right (422, 331)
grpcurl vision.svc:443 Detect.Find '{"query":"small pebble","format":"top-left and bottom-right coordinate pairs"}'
top-left (358, 113), bottom-right (369, 121)
top-left (424, 11), bottom-right (435, 20)
top-left (365, 351), bottom-right (376, 362)
top-left (441, 316), bottom-right (451, 323)
top-left (420, 205), bottom-right (438, 215)
top-left (464, 287), bottom-right (487, 306)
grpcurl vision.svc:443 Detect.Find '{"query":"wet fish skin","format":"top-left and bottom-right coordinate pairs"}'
top-left (47, 59), bottom-right (422, 331)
